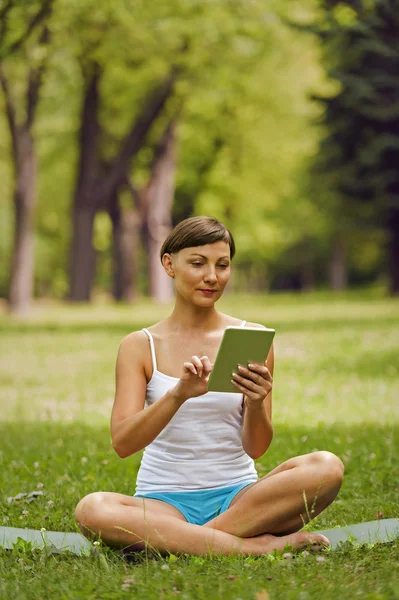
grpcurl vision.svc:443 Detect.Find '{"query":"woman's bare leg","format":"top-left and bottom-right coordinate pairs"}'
top-left (204, 451), bottom-right (344, 538)
top-left (75, 491), bottom-right (329, 556)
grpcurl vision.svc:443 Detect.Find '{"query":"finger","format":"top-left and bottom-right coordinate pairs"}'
top-left (247, 363), bottom-right (270, 376)
top-left (247, 363), bottom-right (273, 382)
top-left (200, 356), bottom-right (212, 376)
top-left (205, 361), bottom-right (214, 382)
top-left (183, 362), bottom-right (197, 375)
top-left (232, 372), bottom-right (262, 394)
top-left (233, 371), bottom-right (272, 396)
top-left (191, 355), bottom-right (203, 378)
top-left (237, 365), bottom-right (266, 386)
top-left (231, 379), bottom-right (260, 399)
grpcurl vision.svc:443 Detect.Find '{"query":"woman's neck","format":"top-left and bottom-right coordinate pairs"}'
top-left (167, 297), bottom-right (222, 333)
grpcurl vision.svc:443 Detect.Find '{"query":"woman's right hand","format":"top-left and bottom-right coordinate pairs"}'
top-left (173, 355), bottom-right (213, 402)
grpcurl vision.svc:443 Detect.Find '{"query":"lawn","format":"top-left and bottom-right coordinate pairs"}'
top-left (0, 291), bottom-right (398, 599)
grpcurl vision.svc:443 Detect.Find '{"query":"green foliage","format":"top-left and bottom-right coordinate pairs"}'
top-left (313, 0), bottom-right (399, 207)
top-left (303, 0), bottom-right (399, 284)
top-left (0, 0), bottom-right (392, 299)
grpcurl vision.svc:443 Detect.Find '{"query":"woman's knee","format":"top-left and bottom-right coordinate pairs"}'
top-left (308, 451), bottom-right (345, 487)
top-left (75, 491), bottom-right (108, 530)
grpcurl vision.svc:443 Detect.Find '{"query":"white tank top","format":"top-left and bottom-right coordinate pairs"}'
top-left (135, 321), bottom-right (259, 493)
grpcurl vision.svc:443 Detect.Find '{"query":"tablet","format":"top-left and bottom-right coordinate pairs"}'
top-left (206, 326), bottom-right (275, 393)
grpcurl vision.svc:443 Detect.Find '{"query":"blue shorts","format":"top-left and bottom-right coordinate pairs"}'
top-left (134, 482), bottom-right (253, 526)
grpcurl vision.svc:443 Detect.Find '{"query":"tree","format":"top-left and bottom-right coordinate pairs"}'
top-left (69, 59), bottom-right (176, 301)
top-left (2, 0), bottom-right (354, 299)
top-left (107, 115), bottom-right (178, 303)
top-left (305, 0), bottom-right (399, 294)
top-left (0, 0), bottom-right (53, 313)
top-left (66, 0), bottom-right (283, 301)
top-left (140, 116), bottom-right (177, 302)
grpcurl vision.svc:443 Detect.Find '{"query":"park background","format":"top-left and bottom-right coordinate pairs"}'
top-left (1, 0), bottom-right (399, 311)
top-left (0, 1), bottom-right (399, 599)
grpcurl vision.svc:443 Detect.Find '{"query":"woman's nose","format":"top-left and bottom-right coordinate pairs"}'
top-left (204, 269), bottom-right (217, 283)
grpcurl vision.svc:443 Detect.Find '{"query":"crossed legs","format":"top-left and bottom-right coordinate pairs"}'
top-left (75, 451), bottom-right (344, 556)
top-left (204, 451), bottom-right (344, 537)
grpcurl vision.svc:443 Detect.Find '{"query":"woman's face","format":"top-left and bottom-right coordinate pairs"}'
top-left (164, 241), bottom-right (231, 305)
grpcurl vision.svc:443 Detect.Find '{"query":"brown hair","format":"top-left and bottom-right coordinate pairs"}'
top-left (160, 216), bottom-right (236, 261)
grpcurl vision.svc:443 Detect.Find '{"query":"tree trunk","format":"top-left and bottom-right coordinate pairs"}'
top-left (69, 207), bottom-right (97, 301)
top-left (68, 64), bottom-right (101, 302)
top-left (144, 120), bottom-right (177, 303)
top-left (8, 126), bottom-right (36, 314)
top-left (0, 21), bottom-right (51, 314)
top-left (109, 198), bottom-right (141, 302)
top-left (301, 257), bottom-right (315, 292)
top-left (388, 205), bottom-right (399, 296)
top-left (329, 235), bottom-right (347, 290)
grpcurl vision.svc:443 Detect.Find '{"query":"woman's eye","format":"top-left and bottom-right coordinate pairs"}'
top-left (191, 262), bottom-right (229, 268)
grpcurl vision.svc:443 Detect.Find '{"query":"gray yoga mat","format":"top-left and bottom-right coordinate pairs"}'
top-left (317, 518), bottom-right (399, 549)
top-left (0, 526), bottom-right (92, 555)
top-left (1, 519), bottom-right (398, 555)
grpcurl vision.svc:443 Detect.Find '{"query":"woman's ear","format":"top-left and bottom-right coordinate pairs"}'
top-left (161, 253), bottom-right (175, 278)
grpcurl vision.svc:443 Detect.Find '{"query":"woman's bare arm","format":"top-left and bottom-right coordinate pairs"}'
top-left (110, 332), bottom-right (186, 458)
top-left (110, 332), bottom-right (213, 458)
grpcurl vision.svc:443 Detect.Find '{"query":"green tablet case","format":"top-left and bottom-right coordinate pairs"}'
top-left (207, 327), bottom-right (275, 393)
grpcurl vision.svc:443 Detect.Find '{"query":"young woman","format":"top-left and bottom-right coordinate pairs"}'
top-left (75, 216), bottom-right (344, 556)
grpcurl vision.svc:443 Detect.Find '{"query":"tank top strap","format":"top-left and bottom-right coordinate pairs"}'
top-left (142, 328), bottom-right (158, 372)
top-left (241, 320), bottom-right (247, 327)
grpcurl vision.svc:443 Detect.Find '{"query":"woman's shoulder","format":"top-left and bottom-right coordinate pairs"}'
top-left (116, 333), bottom-right (142, 367)
top-left (118, 328), bottom-right (153, 354)
top-left (119, 319), bottom-right (168, 351)
top-left (117, 328), bottom-right (158, 380)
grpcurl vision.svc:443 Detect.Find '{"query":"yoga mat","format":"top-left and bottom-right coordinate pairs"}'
top-left (0, 526), bottom-right (92, 555)
top-left (0, 519), bottom-right (398, 556)
top-left (317, 518), bottom-right (399, 549)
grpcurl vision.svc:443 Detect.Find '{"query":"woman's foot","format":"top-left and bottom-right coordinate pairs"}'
top-left (247, 530), bottom-right (330, 556)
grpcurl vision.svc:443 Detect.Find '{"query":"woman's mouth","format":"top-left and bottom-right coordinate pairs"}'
top-left (198, 289), bottom-right (217, 295)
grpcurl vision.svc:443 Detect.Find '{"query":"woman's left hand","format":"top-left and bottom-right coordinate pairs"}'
top-left (231, 362), bottom-right (273, 407)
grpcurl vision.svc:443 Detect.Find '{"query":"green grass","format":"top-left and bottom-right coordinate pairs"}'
top-left (0, 292), bottom-right (399, 599)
